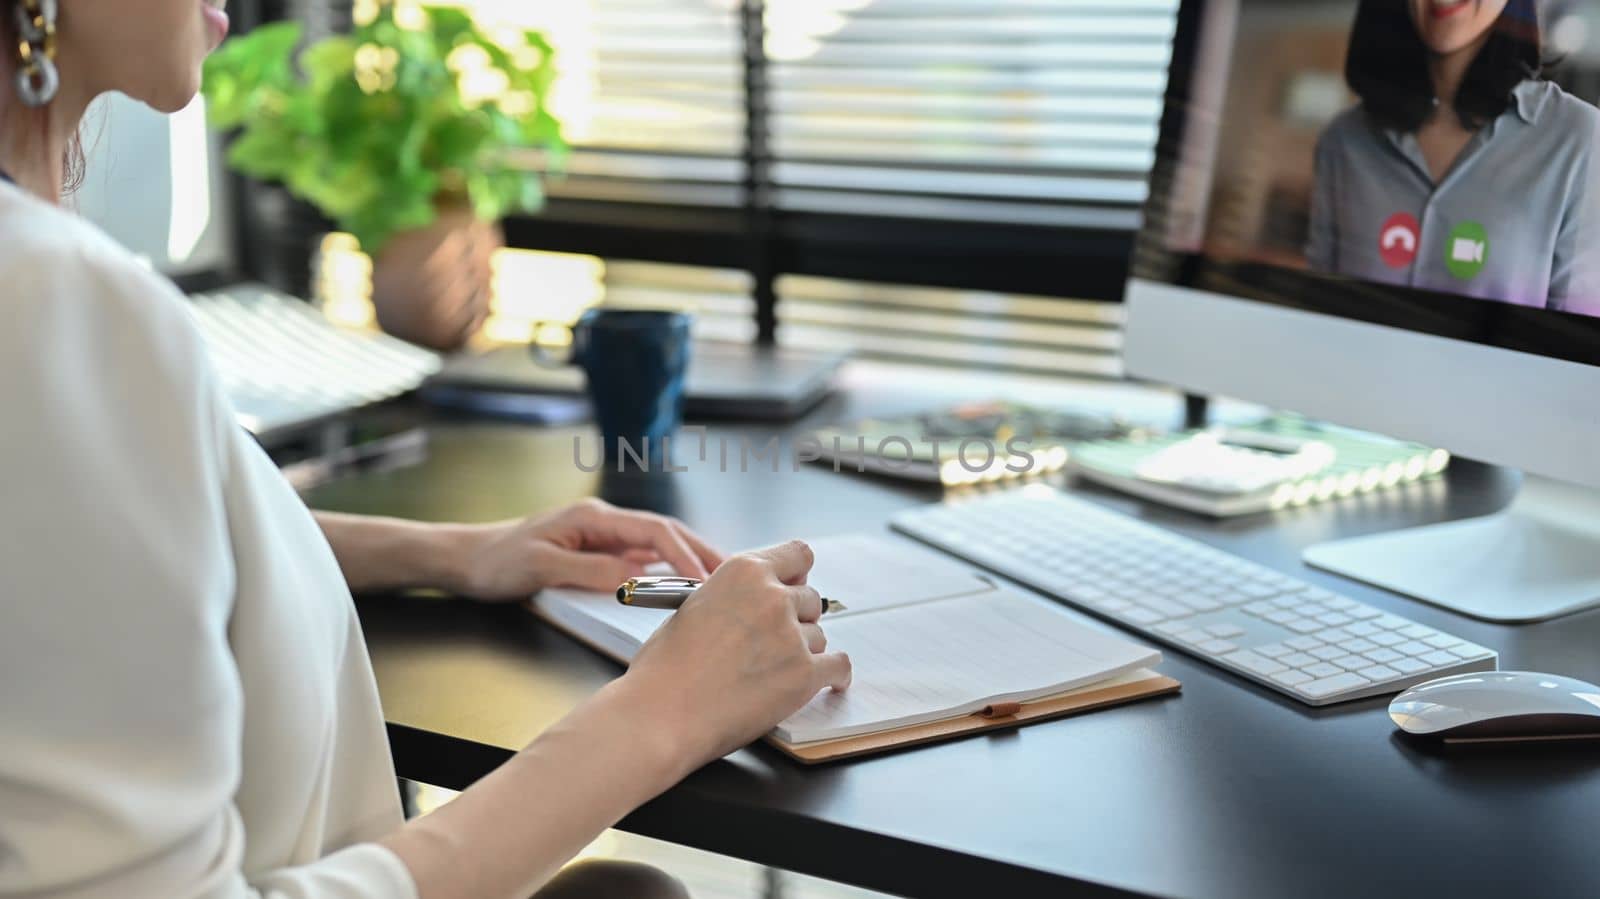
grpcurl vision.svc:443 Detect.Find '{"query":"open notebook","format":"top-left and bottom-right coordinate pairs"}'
top-left (533, 534), bottom-right (1171, 749)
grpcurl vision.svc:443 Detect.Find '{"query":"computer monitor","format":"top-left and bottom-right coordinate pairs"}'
top-left (73, 92), bottom-right (236, 281)
top-left (1124, 0), bottom-right (1600, 623)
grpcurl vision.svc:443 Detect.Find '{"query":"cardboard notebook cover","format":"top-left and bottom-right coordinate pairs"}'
top-left (532, 604), bottom-right (1181, 765)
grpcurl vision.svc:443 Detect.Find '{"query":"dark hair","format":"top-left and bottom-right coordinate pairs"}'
top-left (1346, 0), bottom-right (1543, 133)
top-left (0, 0), bottom-right (85, 193)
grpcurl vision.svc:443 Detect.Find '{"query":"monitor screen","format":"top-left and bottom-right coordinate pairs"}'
top-left (1135, 0), bottom-right (1600, 365)
top-left (73, 92), bottom-right (236, 281)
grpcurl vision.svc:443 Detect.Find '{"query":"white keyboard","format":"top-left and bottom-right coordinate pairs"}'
top-left (188, 285), bottom-right (441, 437)
top-left (892, 488), bottom-right (1497, 706)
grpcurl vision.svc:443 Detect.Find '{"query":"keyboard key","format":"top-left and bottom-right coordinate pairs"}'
top-left (1309, 646), bottom-right (1346, 661)
top-left (1450, 643), bottom-right (1494, 660)
top-left (1399, 624), bottom-right (1436, 639)
top-left (1323, 597), bottom-right (1357, 611)
top-left (1303, 662), bottom-right (1345, 678)
top-left (1124, 607), bottom-right (1165, 625)
top-left (1293, 604), bottom-right (1327, 618)
top-left (1133, 598), bottom-right (1190, 618)
top-left (1337, 638), bottom-right (1378, 654)
top-left (1391, 657), bottom-right (1429, 674)
top-left (1272, 670), bottom-right (1314, 687)
top-left (1424, 634), bottom-right (1463, 649)
top-left (1243, 601), bottom-right (1276, 615)
top-left (1344, 621), bottom-right (1379, 637)
top-left (1421, 650), bottom-right (1459, 667)
top-left (1280, 652), bottom-right (1319, 668)
top-left (1316, 613), bottom-right (1354, 627)
top-left (1395, 641), bottom-right (1434, 657)
top-left (1346, 605), bottom-right (1383, 620)
top-left (1284, 636), bottom-right (1324, 651)
top-left (1362, 648), bottom-right (1404, 664)
top-left (1154, 622), bottom-right (1192, 636)
top-left (1095, 598), bottom-right (1132, 612)
top-left (1299, 672), bottom-right (1370, 699)
top-left (1255, 643), bottom-right (1292, 658)
top-left (1265, 610), bottom-right (1299, 625)
top-left (1374, 615), bottom-right (1412, 630)
top-left (1199, 639), bottom-right (1238, 655)
top-left (1205, 624), bottom-right (1245, 638)
top-left (1359, 665), bottom-right (1401, 681)
top-left (1185, 596), bottom-right (1223, 612)
top-left (1272, 596), bottom-right (1303, 609)
top-left (1368, 631), bottom-right (1404, 647)
top-left (1301, 588), bottom-right (1338, 603)
top-left (1314, 628), bottom-right (1351, 643)
top-left (1286, 618), bottom-right (1322, 634)
top-left (1224, 650), bottom-right (1287, 676)
top-left (1332, 655), bottom-right (1371, 670)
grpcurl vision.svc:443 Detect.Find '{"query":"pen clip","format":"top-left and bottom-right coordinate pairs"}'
top-left (627, 576), bottom-right (701, 588)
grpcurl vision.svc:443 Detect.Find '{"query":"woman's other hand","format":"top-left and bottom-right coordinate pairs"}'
top-left (445, 498), bottom-right (724, 601)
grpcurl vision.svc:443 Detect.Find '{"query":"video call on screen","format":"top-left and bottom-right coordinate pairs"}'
top-left (1169, 0), bottom-right (1600, 318)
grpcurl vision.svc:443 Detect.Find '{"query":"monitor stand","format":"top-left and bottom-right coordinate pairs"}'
top-left (1303, 474), bottom-right (1600, 624)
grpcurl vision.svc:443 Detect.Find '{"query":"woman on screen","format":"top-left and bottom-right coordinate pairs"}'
top-left (1308, 0), bottom-right (1600, 316)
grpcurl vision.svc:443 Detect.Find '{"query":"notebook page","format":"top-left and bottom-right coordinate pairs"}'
top-left (534, 532), bottom-right (991, 646)
top-left (806, 533), bottom-right (992, 617)
top-left (774, 591), bottom-right (1160, 744)
top-left (534, 589), bottom-right (663, 660)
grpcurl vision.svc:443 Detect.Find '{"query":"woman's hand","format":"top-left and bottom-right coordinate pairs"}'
top-left (622, 540), bottom-right (853, 766)
top-left (381, 540), bottom-right (850, 899)
top-left (446, 498), bottom-right (725, 601)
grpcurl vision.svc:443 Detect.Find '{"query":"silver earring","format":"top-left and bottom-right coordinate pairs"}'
top-left (13, 0), bottom-right (59, 108)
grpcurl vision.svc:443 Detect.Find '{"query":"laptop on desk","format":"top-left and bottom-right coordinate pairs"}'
top-left (432, 341), bottom-right (849, 422)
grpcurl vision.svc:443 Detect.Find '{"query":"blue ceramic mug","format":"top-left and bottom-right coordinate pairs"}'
top-left (534, 309), bottom-right (692, 466)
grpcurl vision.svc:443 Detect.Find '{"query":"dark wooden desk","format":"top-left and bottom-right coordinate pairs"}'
top-left (308, 380), bottom-right (1600, 899)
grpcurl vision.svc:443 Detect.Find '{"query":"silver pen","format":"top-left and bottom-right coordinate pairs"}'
top-left (617, 576), bottom-right (846, 615)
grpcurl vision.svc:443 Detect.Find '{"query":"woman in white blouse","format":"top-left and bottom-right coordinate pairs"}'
top-left (0, 2), bottom-right (852, 897)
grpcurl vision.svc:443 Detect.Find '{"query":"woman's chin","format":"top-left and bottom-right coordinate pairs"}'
top-left (1417, 19), bottom-right (1500, 57)
top-left (143, 77), bottom-right (203, 114)
top-left (1422, 35), bottom-right (1478, 56)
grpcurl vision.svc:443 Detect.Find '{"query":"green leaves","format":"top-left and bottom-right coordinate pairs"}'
top-left (203, 21), bottom-right (303, 127)
top-left (200, 5), bottom-right (567, 254)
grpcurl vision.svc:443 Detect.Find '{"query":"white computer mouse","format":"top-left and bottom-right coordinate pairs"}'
top-left (1389, 671), bottom-right (1600, 742)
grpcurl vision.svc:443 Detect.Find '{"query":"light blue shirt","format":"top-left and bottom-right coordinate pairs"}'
top-left (1308, 80), bottom-right (1600, 316)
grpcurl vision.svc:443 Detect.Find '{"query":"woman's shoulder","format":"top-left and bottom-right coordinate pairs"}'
top-left (0, 186), bottom-right (200, 350)
top-left (1316, 104), bottom-right (1381, 155)
top-left (1524, 81), bottom-right (1600, 134)
top-left (0, 186), bottom-right (225, 442)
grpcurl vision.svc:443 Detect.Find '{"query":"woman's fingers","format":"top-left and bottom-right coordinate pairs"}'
top-left (621, 548), bottom-right (663, 566)
top-left (799, 623), bottom-right (827, 654)
top-left (747, 540), bottom-right (815, 586)
top-left (584, 506), bottom-right (709, 579)
top-left (787, 584), bottom-right (825, 623)
top-left (812, 651), bottom-right (853, 693)
top-left (671, 520), bottom-right (726, 572)
top-left (534, 545), bottom-right (644, 593)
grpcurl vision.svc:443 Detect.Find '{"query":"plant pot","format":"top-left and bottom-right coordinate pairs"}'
top-left (371, 205), bottom-right (504, 352)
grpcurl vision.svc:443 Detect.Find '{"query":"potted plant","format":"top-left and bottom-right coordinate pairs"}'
top-left (201, 1), bottom-right (566, 351)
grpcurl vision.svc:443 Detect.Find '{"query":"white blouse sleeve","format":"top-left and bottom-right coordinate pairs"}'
top-left (0, 236), bottom-right (416, 899)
